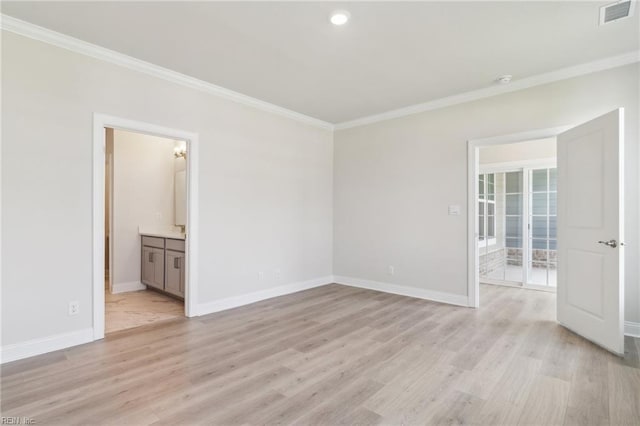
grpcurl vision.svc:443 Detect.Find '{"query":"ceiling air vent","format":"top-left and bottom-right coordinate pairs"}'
top-left (600, 1), bottom-right (634, 25)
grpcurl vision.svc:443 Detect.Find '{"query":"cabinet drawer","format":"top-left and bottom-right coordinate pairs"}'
top-left (166, 238), bottom-right (185, 252)
top-left (142, 236), bottom-right (165, 249)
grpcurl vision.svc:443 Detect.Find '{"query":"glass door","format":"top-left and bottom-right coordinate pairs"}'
top-left (479, 171), bottom-right (524, 285)
top-left (527, 168), bottom-right (557, 287)
top-left (479, 166), bottom-right (557, 289)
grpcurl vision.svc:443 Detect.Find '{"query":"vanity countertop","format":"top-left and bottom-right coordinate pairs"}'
top-left (139, 230), bottom-right (186, 240)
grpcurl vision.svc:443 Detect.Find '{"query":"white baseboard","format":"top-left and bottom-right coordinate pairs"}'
top-left (111, 281), bottom-right (146, 294)
top-left (1, 328), bottom-right (94, 364)
top-left (333, 275), bottom-right (470, 307)
top-left (625, 321), bottom-right (640, 338)
top-left (196, 276), bottom-right (334, 316)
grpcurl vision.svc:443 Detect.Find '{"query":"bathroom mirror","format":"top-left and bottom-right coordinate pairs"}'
top-left (175, 170), bottom-right (186, 226)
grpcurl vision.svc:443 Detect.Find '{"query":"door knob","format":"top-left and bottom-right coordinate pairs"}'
top-left (598, 239), bottom-right (618, 248)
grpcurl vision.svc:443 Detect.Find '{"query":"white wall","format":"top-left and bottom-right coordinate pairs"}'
top-left (334, 64), bottom-right (640, 324)
top-left (480, 137), bottom-right (556, 165)
top-left (111, 129), bottom-right (176, 290)
top-left (1, 31), bottom-right (333, 346)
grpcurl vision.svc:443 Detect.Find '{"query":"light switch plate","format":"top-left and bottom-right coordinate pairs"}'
top-left (448, 205), bottom-right (461, 216)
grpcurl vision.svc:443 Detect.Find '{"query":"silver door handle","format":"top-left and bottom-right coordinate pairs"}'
top-left (149, 252), bottom-right (154, 262)
top-left (174, 257), bottom-right (180, 269)
top-left (598, 239), bottom-right (618, 248)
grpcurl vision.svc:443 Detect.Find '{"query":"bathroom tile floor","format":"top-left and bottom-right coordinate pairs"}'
top-left (105, 288), bottom-right (184, 334)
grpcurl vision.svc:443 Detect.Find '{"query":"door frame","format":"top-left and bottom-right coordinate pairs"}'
top-left (92, 114), bottom-right (200, 340)
top-left (467, 126), bottom-right (571, 308)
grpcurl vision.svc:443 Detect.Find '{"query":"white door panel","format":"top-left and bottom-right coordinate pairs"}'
top-left (557, 108), bottom-right (624, 355)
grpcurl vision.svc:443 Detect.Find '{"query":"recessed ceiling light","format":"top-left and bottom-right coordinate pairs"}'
top-left (330, 10), bottom-right (350, 26)
top-left (496, 75), bottom-right (513, 84)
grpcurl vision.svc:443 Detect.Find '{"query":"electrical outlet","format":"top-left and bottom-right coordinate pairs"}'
top-left (275, 269), bottom-right (282, 280)
top-left (388, 265), bottom-right (395, 275)
top-left (258, 271), bottom-right (265, 281)
top-left (68, 301), bottom-right (79, 316)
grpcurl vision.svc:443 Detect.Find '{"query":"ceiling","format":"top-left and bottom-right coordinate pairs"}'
top-left (2, 1), bottom-right (639, 124)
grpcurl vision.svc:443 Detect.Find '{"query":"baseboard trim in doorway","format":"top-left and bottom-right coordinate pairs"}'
top-left (625, 321), bottom-right (640, 338)
top-left (0, 328), bottom-right (94, 364)
top-left (333, 275), bottom-right (470, 307)
top-left (195, 276), bottom-right (334, 316)
top-left (111, 281), bottom-right (147, 294)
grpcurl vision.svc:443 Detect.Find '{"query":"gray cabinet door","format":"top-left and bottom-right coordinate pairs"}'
top-left (152, 247), bottom-right (165, 290)
top-left (165, 250), bottom-right (184, 297)
top-left (141, 246), bottom-right (155, 287)
top-left (179, 254), bottom-right (186, 295)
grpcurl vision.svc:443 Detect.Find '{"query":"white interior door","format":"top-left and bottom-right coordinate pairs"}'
top-left (557, 108), bottom-right (624, 355)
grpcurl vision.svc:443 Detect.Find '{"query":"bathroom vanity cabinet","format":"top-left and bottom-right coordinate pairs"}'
top-left (141, 235), bottom-right (185, 299)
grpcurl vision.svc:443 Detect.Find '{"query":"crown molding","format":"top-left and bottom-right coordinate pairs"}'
top-left (335, 50), bottom-right (640, 130)
top-left (0, 14), bottom-right (334, 131)
top-left (2, 14), bottom-right (638, 133)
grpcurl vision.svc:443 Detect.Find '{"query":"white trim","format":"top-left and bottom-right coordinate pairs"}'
top-left (196, 276), bottom-right (334, 316)
top-left (0, 14), bottom-right (333, 131)
top-left (468, 127), bottom-right (570, 310)
top-left (93, 114), bottom-right (200, 341)
top-left (480, 157), bottom-right (557, 174)
top-left (1, 328), bottom-right (93, 364)
top-left (2, 15), bottom-right (639, 132)
top-left (334, 276), bottom-right (470, 307)
top-left (625, 321), bottom-right (640, 338)
top-left (335, 51), bottom-right (640, 130)
top-left (111, 281), bottom-right (147, 294)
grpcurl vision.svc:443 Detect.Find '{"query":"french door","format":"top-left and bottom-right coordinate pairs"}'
top-left (478, 165), bottom-right (557, 289)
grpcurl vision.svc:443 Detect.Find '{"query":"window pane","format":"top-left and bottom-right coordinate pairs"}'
top-left (488, 217), bottom-right (495, 238)
top-left (506, 216), bottom-right (522, 238)
top-left (505, 172), bottom-right (523, 193)
top-left (528, 261), bottom-right (547, 285)
top-left (549, 193), bottom-right (557, 215)
top-left (549, 216), bottom-right (557, 239)
top-left (549, 239), bottom-right (557, 250)
top-left (506, 194), bottom-right (522, 215)
top-left (479, 202), bottom-right (484, 215)
top-left (532, 216), bottom-right (548, 238)
top-left (532, 193), bottom-right (548, 215)
top-left (532, 169), bottom-right (548, 192)
top-left (479, 177), bottom-right (484, 196)
top-left (532, 238), bottom-right (548, 250)
top-left (549, 168), bottom-right (557, 191)
top-left (487, 174), bottom-right (494, 185)
top-left (488, 203), bottom-right (495, 215)
top-left (479, 217), bottom-right (485, 238)
top-left (488, 193), bottom-right (495, 201)
top-left (506, 237), bottom-right (522, 248)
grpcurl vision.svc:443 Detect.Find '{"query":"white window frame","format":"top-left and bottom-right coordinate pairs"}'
top-left (478, 173), bottom-right (497, 247)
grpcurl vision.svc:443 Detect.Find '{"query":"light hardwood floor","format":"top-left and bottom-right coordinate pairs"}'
top-left (2, 284), bottom-right (639, 425)
top-left (105, 289), bottom-right (184, 334)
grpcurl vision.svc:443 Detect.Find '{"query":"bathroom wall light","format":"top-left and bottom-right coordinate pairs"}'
top-left (174, 147), bottom-right (187, 159)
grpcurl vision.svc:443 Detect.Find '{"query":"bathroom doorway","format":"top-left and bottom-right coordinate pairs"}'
top-left (103, 128), bottom-right (188, 334)
top-left (93, 114), bottom-right (199, 341)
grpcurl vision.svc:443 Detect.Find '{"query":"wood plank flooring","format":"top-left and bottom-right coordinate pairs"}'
top-left (2, 284), bottom-right (639, 425)
top-left (105, 289), bottom-right (184, 334)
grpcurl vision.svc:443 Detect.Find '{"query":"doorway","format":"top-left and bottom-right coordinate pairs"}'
top-left (478, 156), bottom-right (558, 291)
top-left (468, 110), bottom-right (625, 355)
top-left (92, 114), bottom-right (199, 341)
top-left (104, 128), bottom-right (188, 334)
